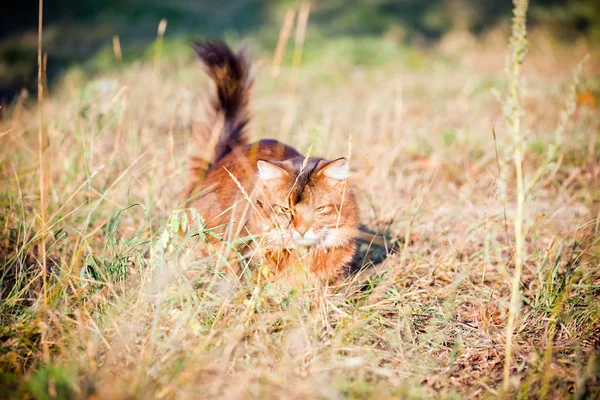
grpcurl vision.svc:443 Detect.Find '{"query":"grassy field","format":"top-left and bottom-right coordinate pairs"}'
top-left (1, 2), bottom-right (600, 398)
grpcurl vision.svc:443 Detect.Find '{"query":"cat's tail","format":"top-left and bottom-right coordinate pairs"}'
top-left (193, 39), bottom-right (253, 165)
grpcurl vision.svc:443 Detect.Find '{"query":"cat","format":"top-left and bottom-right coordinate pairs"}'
top-left (187, 40), bottom-right (359, 285)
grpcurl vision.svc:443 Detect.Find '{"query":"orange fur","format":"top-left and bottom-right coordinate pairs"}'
top-left (188, 40), bottom-right (359, 284)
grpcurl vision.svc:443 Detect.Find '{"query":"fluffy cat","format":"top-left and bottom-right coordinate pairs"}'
top-left (187, 40), bottom-right (359, 284)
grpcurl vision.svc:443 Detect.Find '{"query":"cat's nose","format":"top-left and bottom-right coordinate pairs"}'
top-left (295, 225), bottom-right (309, 236)
top-left (293, 212), bottom-right (312, 236)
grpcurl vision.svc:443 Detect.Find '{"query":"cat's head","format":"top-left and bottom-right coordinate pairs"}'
top-left (256, 156), bottom-right (359, 250)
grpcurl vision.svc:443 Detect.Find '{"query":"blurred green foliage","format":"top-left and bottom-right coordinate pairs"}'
top-left (1, 0), bottom-right (598, 102)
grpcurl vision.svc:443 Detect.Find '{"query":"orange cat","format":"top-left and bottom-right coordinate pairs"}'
top-left (187, 40), bottom-right (359, 284)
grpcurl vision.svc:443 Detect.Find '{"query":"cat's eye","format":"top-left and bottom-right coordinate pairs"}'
top-left (278, 205), bottom-right (293, 214)
top-left (315, 204), bottom-right (332, 214)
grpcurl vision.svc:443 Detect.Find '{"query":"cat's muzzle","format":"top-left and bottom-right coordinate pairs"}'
top-left (292, 229), bottom-right (320, 247)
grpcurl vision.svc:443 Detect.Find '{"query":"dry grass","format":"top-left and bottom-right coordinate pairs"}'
top-left (1, 9), bottom-right (600, 399)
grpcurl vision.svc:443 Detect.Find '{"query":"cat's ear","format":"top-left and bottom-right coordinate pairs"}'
top-left (257, 160), bottom-right (288, 181)
top-left (320, 158), bottom-right (351, 181)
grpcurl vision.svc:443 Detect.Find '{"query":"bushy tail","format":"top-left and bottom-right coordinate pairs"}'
top-left (193, 40), bottom-right (253, 165)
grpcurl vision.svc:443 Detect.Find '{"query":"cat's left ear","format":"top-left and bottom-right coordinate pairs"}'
top-left (257, 160), bottom-right (288, 181)
top-left (319, 158), bottom-right (351, 181)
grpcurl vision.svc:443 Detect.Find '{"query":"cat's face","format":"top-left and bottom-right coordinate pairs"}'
top-left (256, 157), bottom-right (359, 250)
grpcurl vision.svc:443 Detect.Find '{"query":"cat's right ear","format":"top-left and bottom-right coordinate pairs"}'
top-left (257, 160), bottom-right (288, 181)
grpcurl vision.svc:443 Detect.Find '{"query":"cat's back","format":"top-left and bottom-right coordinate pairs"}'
top-left (195, 139), bottom-right (300, 209)
top-left (206, 139), bottom-right (301, 182)
top-left (244, 139), bottom-right (302, 165)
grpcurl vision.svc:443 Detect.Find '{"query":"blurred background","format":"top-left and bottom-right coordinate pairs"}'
top-left (1, 0), bottom-right (599, 104)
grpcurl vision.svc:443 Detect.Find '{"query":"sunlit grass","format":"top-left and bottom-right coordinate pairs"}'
top-left (1, 5), bottom-right (600, 398)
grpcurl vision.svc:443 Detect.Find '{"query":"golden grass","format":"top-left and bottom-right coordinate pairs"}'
top-left (1, 10), bottom-right (600, 400)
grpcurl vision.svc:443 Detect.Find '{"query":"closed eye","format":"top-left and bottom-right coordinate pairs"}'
top-left (277, 205), bottom-right (294, 215)
top-left (315, 204), bottom-right (333, 214)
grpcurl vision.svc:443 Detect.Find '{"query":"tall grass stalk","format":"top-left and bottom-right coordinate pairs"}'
top-left (292, 2), bottom-right (310, 69)
top-left (154, 18), bottom-right (167, 68)
top-left (502, 0), bottom-right (529, 392)
top-left (36, 0), bottom-right (50, 364)
top-left (281, 3), bottom-right (310, 143)
top-left (272, 9), bottom-right (295, 78)
top-left (113, 35), bottom-right (123, 64)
